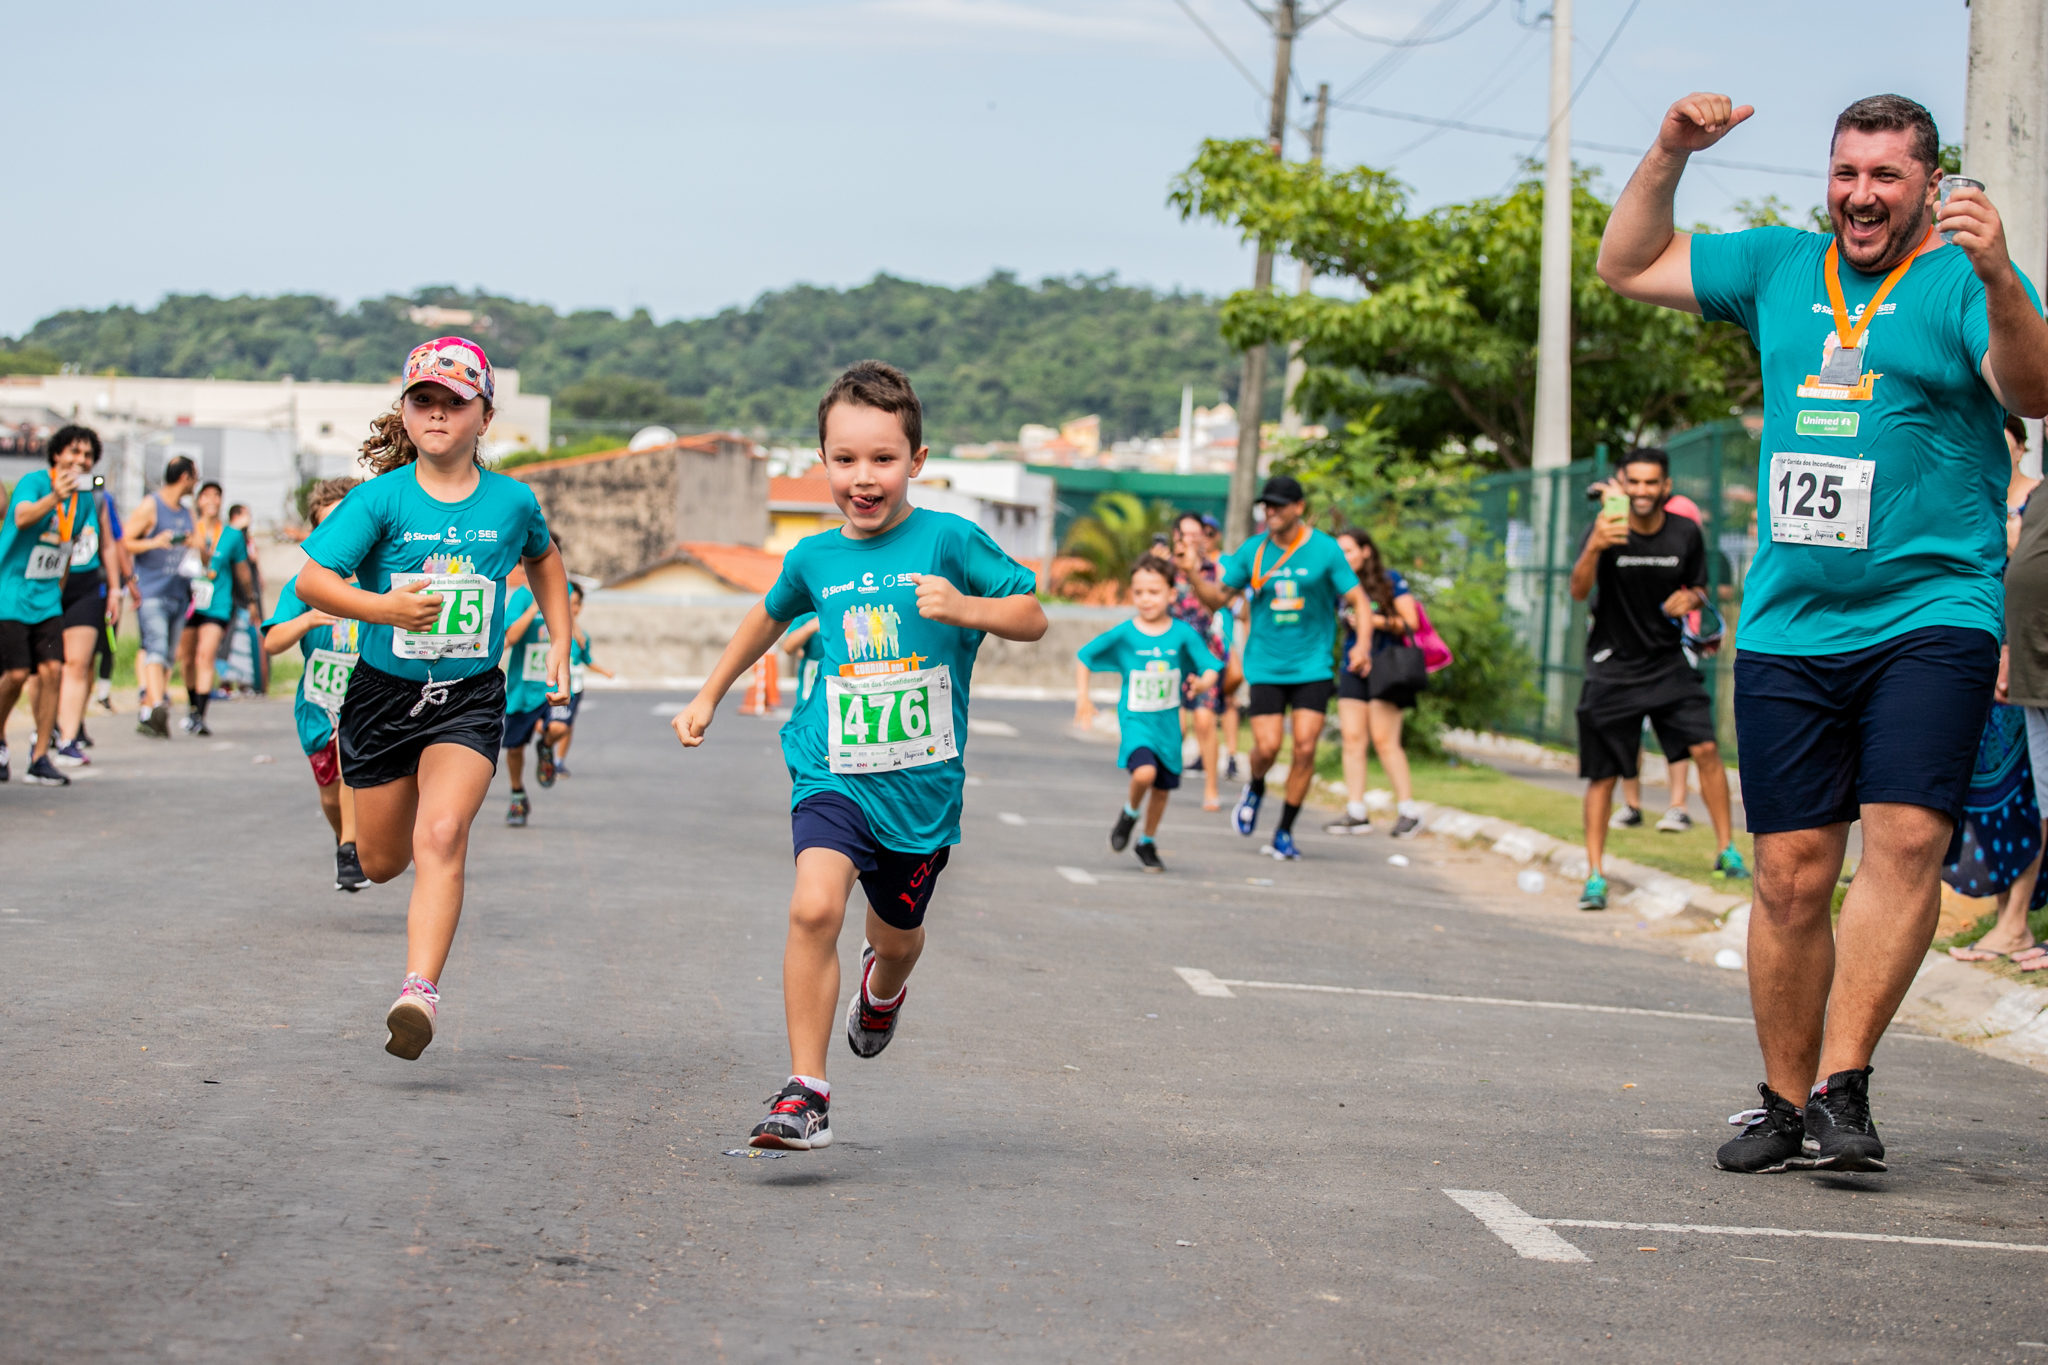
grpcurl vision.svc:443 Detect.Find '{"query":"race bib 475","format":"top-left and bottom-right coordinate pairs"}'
top-left (391, 574), bottom-right (496, 659)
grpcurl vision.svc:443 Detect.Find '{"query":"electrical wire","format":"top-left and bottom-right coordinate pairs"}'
top-left (1381, 23), bottom-right (1540, 161)
top-left (1329, 100), bottom-right (1822, 177)
top-left (1172, 0), bottom-right (1269, 99)
top-left (1529, 0), bottom-right (1643, 149)
top-left (1332, 0), bottom-right (1473, 104)
top-left (1324, 0), bottom-right (1501, 48)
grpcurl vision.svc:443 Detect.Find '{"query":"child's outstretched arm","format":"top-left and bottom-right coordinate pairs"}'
top-left (672, 601), bottom-right (788, 748)
top-left (1073, 660), bottom-right (1096, 728)
top-left (264, 609), bottom-right (335, 657)
top-left (908, 575), bottom-right (1047, 642)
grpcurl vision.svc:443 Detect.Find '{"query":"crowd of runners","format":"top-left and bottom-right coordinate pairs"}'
top-left (4, 88), bottom-right (2046, 1185)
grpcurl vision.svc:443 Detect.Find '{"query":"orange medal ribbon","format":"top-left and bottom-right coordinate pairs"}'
top-left (1823, 232), bottom-right (1932, 352)
top-left (1250, 525), bottom-right (1309, 592)
top-left (54, 492), bottom-right (79, 543)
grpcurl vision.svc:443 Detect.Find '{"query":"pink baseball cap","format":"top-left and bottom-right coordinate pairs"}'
top-left (403, 336), bottom-right (494, 405)
top-left (1663, 493), bottom-right (1704, 525)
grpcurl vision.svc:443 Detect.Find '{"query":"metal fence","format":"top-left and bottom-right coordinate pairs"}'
top-left (1468, 420), bottom-right (1761, 760)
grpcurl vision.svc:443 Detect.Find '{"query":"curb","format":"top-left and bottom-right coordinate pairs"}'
top-left (1413, 799), bottom-right (2048, 1071)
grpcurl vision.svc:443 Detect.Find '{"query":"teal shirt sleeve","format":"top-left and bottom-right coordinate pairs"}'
top-left (953, 521), bottom-right (1038, 599)
top-left (1178, 621), bottom-right (1222, 675)
top-left (211, 526), bottom-right (247, 577)
top-left (265, 574), bottom-right (306, 630)
top-left (1325, 536), bottom-right (1361, 595)
top-left (762, 543), bottom-right (812, 621)
top-left (1219, 538), bottom-right (1254, 591)
top-left (1076, 623), bottom-right (1124, 673)
top-left (1690, 226), bottom-right (1805, 333)
top-left (1962, 263), bottom-right (2045, 364)
top-left (516, 484), bottom-right (552, 558)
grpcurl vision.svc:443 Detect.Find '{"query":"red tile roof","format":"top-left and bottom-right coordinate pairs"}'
top-left (769, 475), bottom-right (837, 510)
top-left (675, 541), bottom-right (785, 595)
top-left (508, 432), bottom-right (751, 475)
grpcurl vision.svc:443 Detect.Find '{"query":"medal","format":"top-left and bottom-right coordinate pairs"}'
top-left (1819, 232), bottom-right (1931, 380)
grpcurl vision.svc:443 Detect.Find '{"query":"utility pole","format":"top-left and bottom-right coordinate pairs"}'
top-left (1225, 0), bottom-right (1296, 550)
top-left (1280, 81), bottom-right (1330, 438)
top-left (1529, 0), bottom-right (1573, 472)
top-left (1964, 0), bottom-right (2048, 476)
top-left (1177, 383), bottom-right (1196, 475)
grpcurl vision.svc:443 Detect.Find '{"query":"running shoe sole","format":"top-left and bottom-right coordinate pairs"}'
top-left (385, 999), bottom-right (434, 1060)
top-left (748, 1126), bottom-right (833, 1152)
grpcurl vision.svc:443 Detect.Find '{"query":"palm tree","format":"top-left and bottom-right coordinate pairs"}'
top-left (1060, 491), bottom-right (1179, 596)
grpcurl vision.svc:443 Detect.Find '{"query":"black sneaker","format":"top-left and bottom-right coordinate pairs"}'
top-left (139, 703), bottom-right (170, 739)
top-left (23, 754), bottom-right (70, 787)
top-left (335, 841), bottom-right (368, 893)
top-left (1804, 1066), bottom-right (1886, 1172)
top-left (506, 792), bottom-right (529, 828)
top-left (1390, 814), bottom-right (1422, 839)
top-left (845, 944), bottom-right (905, 1059)
top-left (0, 742), bottom-right (9, 781)
top-left (1134, 840), bottom-right (1166, 872)
top-left (750, 1078), bottom-right (832, 1150)
top-left (1110, 808), bottom-right (1137, 852)
top-left (1715, 1083), bottom-right (1808, 1173)
top-left (1323, 812), bottom-right (1374, 835)
top-left (1609, 804), bottom-right (1643, 829)
top-left (535, 735), bottom-right (557, 788)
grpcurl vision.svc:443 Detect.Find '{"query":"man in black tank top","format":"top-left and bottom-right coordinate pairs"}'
top-left (123, 456), bottom-right (199, 737)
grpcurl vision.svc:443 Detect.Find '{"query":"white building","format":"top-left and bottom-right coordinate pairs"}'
top-left (908, 458), bottom-right (1055, 566)
top-left (0, 371), bottom-right (550, 528)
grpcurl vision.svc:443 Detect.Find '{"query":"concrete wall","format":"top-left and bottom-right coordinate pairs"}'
top-left (511, 447), bottom-right (680, 584)
top-left (674, 439), bottom-right (768, 546)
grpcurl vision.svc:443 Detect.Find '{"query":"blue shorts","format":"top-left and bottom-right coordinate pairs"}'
top-left (547, 694), bottom-right (581, 725)
top-left (791, 791), bottom-right (951, 931)
top-left (1126, 745), bottom-right (1181, 790)
top-left (138, 591), bottom-right (188, 666)
top-left (503, 703), bottom-right (550, 749)
top-left (1734, 625), bottom-right (1997, 856)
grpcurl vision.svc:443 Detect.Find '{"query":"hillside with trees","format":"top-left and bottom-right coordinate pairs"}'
top-left (6, 273), bottom-right (1258, 447)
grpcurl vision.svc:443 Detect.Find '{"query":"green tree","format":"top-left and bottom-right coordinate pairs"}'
top-left (1171, 140), bottom-right (1760, 468)
top-left (1059, 492), bottom-right (1177, 593)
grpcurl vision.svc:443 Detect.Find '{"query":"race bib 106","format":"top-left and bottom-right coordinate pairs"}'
top-left (24, 540), bottom-right (64, 581)
top-left (391, 574), bottom-right (495, 660)
top-left (1768, 451), bottom-right (1872, 550)
top-left (1125, 665), bottom-right (1181, 713)
top-left (304, 648), bottom-right (357, 714)
top-left (825, 664), bottom-right (957, 775)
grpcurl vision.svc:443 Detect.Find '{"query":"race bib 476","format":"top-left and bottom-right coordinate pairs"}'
top-left (825, 664), bottom-right (957, 775)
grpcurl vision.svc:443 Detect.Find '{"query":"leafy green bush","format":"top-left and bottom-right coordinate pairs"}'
top-left (1059, 491), bottom-right (1178, 595)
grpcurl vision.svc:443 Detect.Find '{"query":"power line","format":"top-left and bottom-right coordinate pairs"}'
top-left (1329, 100), bottom-right (1823, 177)
top-left (1536, 0), bottom-right (1643, 145)
top-left (1172, 0), bottom-right (1269, 98)
top-left (1324, 0), bottom-right (1501, 47)
top-left (1332, 0), bottom-right (1473, 104)
top-left (1382, 23), bottom-right (1540, 160)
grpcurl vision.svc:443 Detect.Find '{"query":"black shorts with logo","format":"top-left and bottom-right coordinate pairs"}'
top-left (60, 572), bottom-right (107, 632)
top-left (338, 659), bottom-right (505, 790)
top-left (1246, 678), bottom-right (1336, 718)
top-left (791, 791), bottom-right (951, 931)
top-left (0, 615), bottom-right (63, 672)
top-left (1576, 661), bottom-right (1716, 783)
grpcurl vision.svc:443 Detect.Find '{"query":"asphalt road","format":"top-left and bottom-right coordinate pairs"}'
top-left (5, 692), bottom-right (2047, 1363)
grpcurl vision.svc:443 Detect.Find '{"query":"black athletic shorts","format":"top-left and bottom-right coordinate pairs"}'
top-left (791, 791), bottom-right (951, 932)
top-left (1735, 625), bottom-right (1997, 860)
top-left (59, 573), bottom-right (106, 632)
top-left (1126, 744), bottom-right (1181, 790)
top-left (503, 703), bottom-right (549, 750)
top-left (338, 659), bottom-right (505, 790)
top-left (1246, 678), bottom-right (1336, 718)
top-left (1337, 662), bottom-right (1420, 710)
top-left (1576, 666), bottom-right (1716, 783)
top-left (0, 615), bottom-right (63, 672)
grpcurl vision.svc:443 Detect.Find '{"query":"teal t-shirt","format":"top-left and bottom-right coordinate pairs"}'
top-left (301, 464), bottom-right (551, 682)
top-left (787, 611), bottom-right (826, 702)
top-left (1220, 527), bottom-right (1359, 684)
top-left (1077, 617), bottom-right (1221, 772)
top-left (264, 573), bottom-right (361, 756)
top-left (1691, 227), bottom-right (2041, 655)
top-left (502, 586), bottom-right (552, 715)
top-left (194, 525), bottom-right (247, 622)
top-left (763, 509), bottom-right (1038, 853)
top-left (0, 469), bottom-right (71, 623)
top-left (569, 634), bottom-right (593, 694)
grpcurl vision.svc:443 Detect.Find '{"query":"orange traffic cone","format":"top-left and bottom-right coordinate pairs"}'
top-left (740, 655), bottom-right (780, 715)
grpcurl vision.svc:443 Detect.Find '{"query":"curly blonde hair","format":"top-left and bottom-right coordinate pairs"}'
top-left (359, 398), bottom-right (492, 476)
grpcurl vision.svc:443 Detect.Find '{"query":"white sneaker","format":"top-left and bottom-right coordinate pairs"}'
top-left (384, 974), bottom-right (439, 1060)
top-left (1656, 807), bottom-right (1693, 833)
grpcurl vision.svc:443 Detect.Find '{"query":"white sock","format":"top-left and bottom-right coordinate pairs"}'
top-left (1347, 800), bottom-right (1368, 821)
top-left (1398, 799), bottom-right (1423, 817)
top-left (794, 1074), bottom-right (830, 1099)
top-left (864, 974), bottom-right (906, 1010)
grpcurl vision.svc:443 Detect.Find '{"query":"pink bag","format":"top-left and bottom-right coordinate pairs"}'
top-left (1412, 601), bottom-right (1454, 674)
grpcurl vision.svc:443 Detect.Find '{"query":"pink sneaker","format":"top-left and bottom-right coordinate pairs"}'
top-left (385, 974), bottom-right (439, 1060)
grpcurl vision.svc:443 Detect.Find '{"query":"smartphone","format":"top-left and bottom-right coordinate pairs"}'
top-left (1602, 489), bottom-right (1629, 521)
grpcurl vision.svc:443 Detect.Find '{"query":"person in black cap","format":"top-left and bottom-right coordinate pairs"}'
top-left (1176, 475), bottom-right (1370, 859)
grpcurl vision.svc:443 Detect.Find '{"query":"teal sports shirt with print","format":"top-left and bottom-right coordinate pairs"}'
top-left (194, 524), bottom-right (247, 623)
top-left (263, 573), bottom-right (362, 756)
top-left (0, 469), bottom-right (72, 624)
top-left (763, 509), bottom-right (1038, 853)
top-left (1691, 227), bottom-right (2041, 655)
top-left (301, 464), bottom-right (551, 682)
top-left (501, 586), bottom-right (552, 715)
top-left (1076, 617), bottom-right (1220, 772)
top-left (1220, 526), bottom-right (1358, 684)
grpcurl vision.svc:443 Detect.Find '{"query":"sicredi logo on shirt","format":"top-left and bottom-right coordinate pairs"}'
top-left (402, 526), bottom-right (501, 544)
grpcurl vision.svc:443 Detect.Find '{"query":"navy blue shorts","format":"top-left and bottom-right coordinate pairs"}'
top-left (547, 694), bottom-right (580, 725)
top-left (1126, 745), bottom-right (1181, 790)
top-left (503, 703), bottom-right (550, 749)
top-left (1734, 625), bottom-right (1997, 856)
top-left (791, 791), bottom-right (951, 931)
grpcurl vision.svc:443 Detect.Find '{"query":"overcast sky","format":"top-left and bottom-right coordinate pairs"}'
top-left (4, 0), bottom-right (1970, 337)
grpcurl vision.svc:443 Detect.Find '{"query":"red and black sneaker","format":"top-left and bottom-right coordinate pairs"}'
top-left (845, 943), bottom-right (906, 1059)
top-left (749, 1078), bottom-right (832, 1150)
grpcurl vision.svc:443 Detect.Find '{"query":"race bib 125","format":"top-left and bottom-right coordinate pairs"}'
top-left (1768, 450), bottom-right (1872, 550)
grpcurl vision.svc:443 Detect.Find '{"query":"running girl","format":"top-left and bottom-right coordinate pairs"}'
top-left (1074, 554), bottom-right (1219, 871)
top-left (542, 583), bottom-right (613, 777)
top-left (177, 481), bottom-right (225, 734)
top-left (672, 360), bottom-right (1046, 1151)
top-left (263, 477), bottom-right (369, 892)
top-left (295, 338), bottom-right (570, 1061)
top-left (186, 493), bottom-right (251, 736)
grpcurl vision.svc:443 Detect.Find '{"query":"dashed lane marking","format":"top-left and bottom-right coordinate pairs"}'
top-left (1056, 866), bottom-right (1099, 885)
top-left (1172, 967), bottom-right (1749, 1022)
top-left (1446, 1190), bottom-right (2048, 1260)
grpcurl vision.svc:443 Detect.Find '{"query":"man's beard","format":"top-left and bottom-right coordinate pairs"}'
top-left (1834, 197), bottom-right (1930, 272)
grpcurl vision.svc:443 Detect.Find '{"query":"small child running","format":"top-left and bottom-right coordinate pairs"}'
top-left (500, 558), bottom-right (552, 821)
top-left (262, 476), bottom-right (368, 891)
top-left (1074, 554), bottom-right (1220, 872)
top-left (295, 337), bottom-right (571, 1061)
top-left (542, 583), bottom-right (612, 778)
top-left (672, 360), bottom-right (1047, 1151)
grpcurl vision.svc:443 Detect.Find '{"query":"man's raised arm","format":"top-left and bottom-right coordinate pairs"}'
top-left (1597, 93), bottom-right (1754, 313)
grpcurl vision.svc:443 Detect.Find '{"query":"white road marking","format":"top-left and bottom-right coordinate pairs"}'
top-left (1447, 1190), bottom-right (2048, 1259)
top-left (999, 812), bottom-right (1028, 826)
top-left (967, 719), bottom-right (1020, 737)
top-left (1442, 1191), bottom-right (1589, 1263)
top-left (1172, 968), bottom-right (1748, 1023)
top-left (649, 703), bottom-right (686, 716)
top-left (1174, 968), bottom-right (1236, 998)
top-left (1056, 866), bottom-right (1099, 885)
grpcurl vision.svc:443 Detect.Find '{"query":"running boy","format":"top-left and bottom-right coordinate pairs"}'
top-left (263, 477), bottom-right (368, 891)
top-left (295, 338), bottom-right (570, 1060)
top-left (543, 583), bottom-right (612, 777)
top-left (671, 360), bottom-right (1046, 1151)
top-left (1074, 554), bottom-right (1219, 871)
